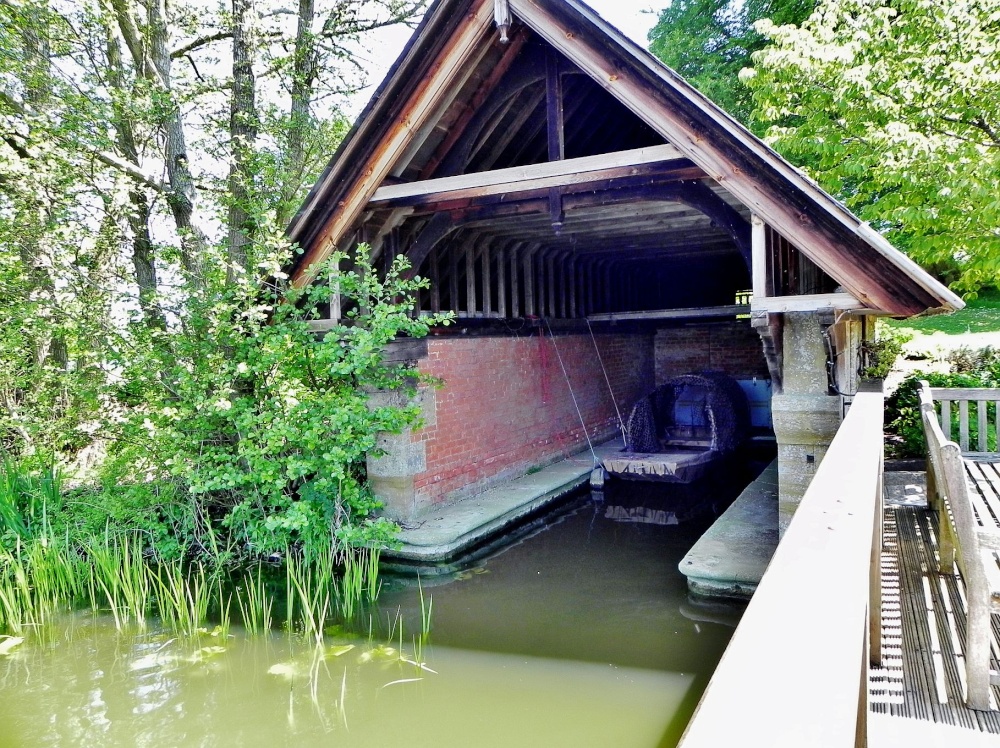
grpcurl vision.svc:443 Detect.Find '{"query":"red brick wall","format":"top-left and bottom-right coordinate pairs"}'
top-left (655, 321), bottom-right (769, 385)
top-left (412, 333), bottom-right (654, 503)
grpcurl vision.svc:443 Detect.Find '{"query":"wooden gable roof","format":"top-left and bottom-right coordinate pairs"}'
top-left (286, 0), bottom-right (961, 317)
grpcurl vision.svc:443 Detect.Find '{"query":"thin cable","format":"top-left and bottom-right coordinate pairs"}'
top-left (586, 317), bottom-right (626, 439)
top-left (544, 318), bottom-right (598, 466)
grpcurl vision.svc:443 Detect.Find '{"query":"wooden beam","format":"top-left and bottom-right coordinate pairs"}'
top-left (587, 305), bottom-right (748, 322)
top-left (419, 28), bottom-right (529, 179)
top-left (546, 48), bottom-right (564, 161)
top-left (509, 0), bottom-right (945, 313)
top-left (370, 144), bottom-right (685, 206)
top-left (404, 212), bottom-right (458, 276)
top-left (750, 292), bottom-right (863, 313)
top-left (509, 242), bottom-right (520, 317)
top-left (751, 213), bottom-right (766, 299)
top-left (678, 391), bottom-right (884, 748)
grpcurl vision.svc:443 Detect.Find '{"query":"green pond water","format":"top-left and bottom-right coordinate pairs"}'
top-left (0, 486), bottom-right (746, 748)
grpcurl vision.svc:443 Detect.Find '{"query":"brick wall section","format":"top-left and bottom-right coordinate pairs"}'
top-left (654, 320), bottom-right (769, 385)
top-left (412, 333), bottom-right (654, 504)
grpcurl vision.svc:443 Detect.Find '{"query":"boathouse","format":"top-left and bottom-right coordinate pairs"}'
top-left (286, 0), bottom-right (961, 532)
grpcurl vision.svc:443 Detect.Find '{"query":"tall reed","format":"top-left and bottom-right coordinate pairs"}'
top-left (85, 532), bottom-right (150, 630)
top-left (335, 546), bottom-right (382, 621)
top-left (151, 559), bottom-right (210, 636)
top-left (285, 550), bottom-right (333, 642)
top-left (235, 564), bottom-right (273, 635)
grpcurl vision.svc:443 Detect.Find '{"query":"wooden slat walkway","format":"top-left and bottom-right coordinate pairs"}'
top-left (871, 480), bottom-right (1000, 733)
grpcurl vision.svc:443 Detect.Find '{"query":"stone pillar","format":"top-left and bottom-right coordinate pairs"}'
top-left (365, 386), bottom-right (433, 523)
top-left (770, 312), bottom-right (842, 536)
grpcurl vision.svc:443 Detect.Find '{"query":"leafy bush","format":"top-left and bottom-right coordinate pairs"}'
top-left (861, 324), bottom-right (911, 379)
top-left (885, 372), bottom-right (990, 458)
top-left (103, 241), bottom-right (450, 560)
top-left (0, 460), bottom-right (62, 545)
top-left (947, 345), bottom-right (1000, 379)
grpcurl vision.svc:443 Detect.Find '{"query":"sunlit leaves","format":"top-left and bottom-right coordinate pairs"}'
top-left (747, 0), bottom-right (1000, 293)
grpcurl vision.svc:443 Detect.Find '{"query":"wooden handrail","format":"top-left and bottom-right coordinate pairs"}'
top-left (927, 386), bottom-right (1000, 453)
top-left (679, 390), bottom-right (884, 748)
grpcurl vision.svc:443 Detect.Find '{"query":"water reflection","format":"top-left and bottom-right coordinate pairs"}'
top-left (0, 490), bottom-right (745, 747)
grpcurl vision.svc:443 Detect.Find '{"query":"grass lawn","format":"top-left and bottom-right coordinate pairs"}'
top-left (886, 287), bottom-right (1000, 336)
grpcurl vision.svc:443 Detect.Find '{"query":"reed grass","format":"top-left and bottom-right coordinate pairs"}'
top-left (85, 532), bottom-right (150, 630)
top-left (335, 546), bottom-right (381, 621)
top-left (0, 503), bottom-right (387, 644)
top-left (285, 550), bottom-right (333, 642)
top-left (235, 564), bottom-right (273, 635)
top-left (151, 559), bottom-right (211, 636)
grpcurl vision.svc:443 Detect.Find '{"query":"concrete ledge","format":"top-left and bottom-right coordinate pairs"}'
top-left (383, 438), bottom-right (624, 566)
top-left (679, 458), bottom-right (779, 600)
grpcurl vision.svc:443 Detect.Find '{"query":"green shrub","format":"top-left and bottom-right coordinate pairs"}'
top-left (861, 324), bottom-right (911, 379)
top-left (103, 242), bottom-right (450, 560)
top-left (885, 372), bottom-right (990, 458)
top-left (0, 460), bottom-right (62, 546)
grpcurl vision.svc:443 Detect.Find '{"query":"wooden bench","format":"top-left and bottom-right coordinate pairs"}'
top-left (918, 381), bottom-right (1000, 710)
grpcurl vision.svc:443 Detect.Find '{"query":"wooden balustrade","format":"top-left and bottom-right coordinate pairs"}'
top-left (679, 389), bottom-right (884, 748)
top-left (928, 387), bottom-right (1000, 454)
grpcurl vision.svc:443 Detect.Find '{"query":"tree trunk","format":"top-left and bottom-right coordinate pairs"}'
top-left (112, 0), bottom-right (207, 285)
top-left (226, 0), bottom-right (258, 285)
top-left (105, 23), bottom-right (165, 330)
top-left (277, 0), bottom-right (317, 227)
top-left (18, 1), bottom-right (67, 370)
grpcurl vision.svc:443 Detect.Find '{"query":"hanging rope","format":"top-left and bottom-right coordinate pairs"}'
top-left (586, 318), bottom-right (627, 439)
top-left (544, 319), bottom-right (598, 466)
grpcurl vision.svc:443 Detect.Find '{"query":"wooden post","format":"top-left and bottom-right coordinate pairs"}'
top-left (449, 244), bottom-right (459, 314)
top-left (330, 254), bottom-right (341, 321)
top-left (465, 245), bottom-right (476, 316)
top-left (547, 252), bottom-right (556, 318)
top-left (482, 241), bottom-right (493, 316)
top-left (430, 247), bottom-right (441, 313)
top-left (546, 49), bottom-right (564, 161)
top-left (523, 244), bottom-right (535, 316)
top-left (510, 242), bottom-right (521, 318)
top-left (497, 241), bottom-right (507, 318)
top-left (568, 253), bottom-right (577, 318)
top-left (752, 213), bottom-right (767, 299)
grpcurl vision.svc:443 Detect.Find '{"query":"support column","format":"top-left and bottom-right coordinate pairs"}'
top-left (770, 312), bottom-right (841, 536)
top-left (365, 386), bottom-right (433, 523)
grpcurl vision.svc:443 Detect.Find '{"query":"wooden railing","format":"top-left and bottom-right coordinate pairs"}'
top-left (919, 382), bottom-right (1000, 710)
top-left (928, 386), bottom-right (1000, 454)
top-left (679, 388), bottom-right (884, 748)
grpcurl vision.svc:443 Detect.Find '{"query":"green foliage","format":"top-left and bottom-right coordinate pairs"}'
top-left (0, 461), bottom-right (62, 543)
top-left (649, 0), bottom-right (814, 125)
top-left (860, 323), bottom-right (910, 379)
top-left (106, 239), bottom-right (449, 559)
top-left (886, 366), bottom-right (999, 458)
top-left (745, 0), bottom-right (1000, 293)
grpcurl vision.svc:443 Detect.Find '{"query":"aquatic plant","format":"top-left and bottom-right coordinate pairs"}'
top-left (151, 559), bottom-right (211, 636)
top-left (235, 564), bottom-right (273, 635)
top-left (0, 536), bottom-right (86, 634)
top-left (285, 550), bottom-right (334, 642)
top-left (0, 461), bottom-right (62, 541)
top-left (85, 533), bottom-right (150, 630)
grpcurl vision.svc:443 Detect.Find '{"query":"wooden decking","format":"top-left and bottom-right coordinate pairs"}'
top-left (872, 472), bottom-right (1000, 734)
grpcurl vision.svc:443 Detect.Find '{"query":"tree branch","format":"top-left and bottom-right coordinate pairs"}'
top-left (171, 31), bottom-right (232, 59)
